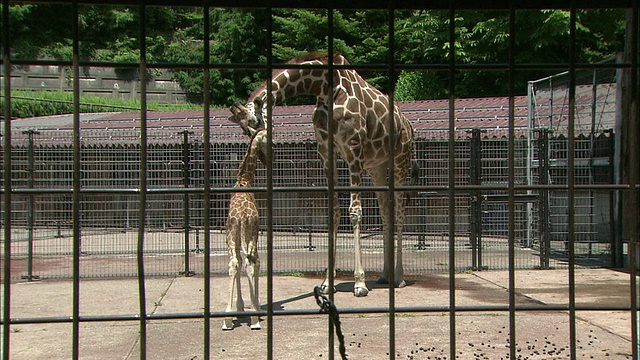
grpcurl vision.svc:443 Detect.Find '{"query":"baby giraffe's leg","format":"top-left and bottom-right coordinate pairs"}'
top-left (245, 245), bottom-right (261, 329)
top-left (223, 246), bottom-right (243, 330)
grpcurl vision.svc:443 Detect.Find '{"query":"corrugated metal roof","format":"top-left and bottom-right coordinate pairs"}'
top-left (6, 89), bottom-right (612, 144)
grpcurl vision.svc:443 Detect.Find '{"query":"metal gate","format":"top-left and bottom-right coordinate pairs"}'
top-left (2, 1), bottom-right (638, 360)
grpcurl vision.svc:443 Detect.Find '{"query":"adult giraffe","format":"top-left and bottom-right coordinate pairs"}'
top-left (228, 52), bottom-right (414, 297)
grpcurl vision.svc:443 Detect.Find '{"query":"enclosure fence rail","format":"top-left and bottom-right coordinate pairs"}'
top-left (0, 2), bottom-right (638, 360)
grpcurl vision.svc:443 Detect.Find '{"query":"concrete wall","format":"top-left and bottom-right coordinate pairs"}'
top-left (5, 65), bottom-right (188, 104)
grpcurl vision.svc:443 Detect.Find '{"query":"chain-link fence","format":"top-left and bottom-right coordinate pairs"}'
top-left (1, 125), bottom-right (614, 280)
top-left (528, 61), bottom-right (619, 268)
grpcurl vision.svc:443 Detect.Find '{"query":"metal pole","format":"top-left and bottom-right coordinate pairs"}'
top-left (305, 142), bottom-right (316, 251)
top-left (468, 129), bottom-right (484, 270)
top-left (387, 7), bottom-right (398, 358)
top-left (2, 0), bottom-right (14, 356)
top-left (265, 7), bottom-right (275, 360)
top-left (21, 129), bottom-right (40, 281)
top-left (622, 6), bottom-right (639, 358)
top-left (589, 69), bottom-right (598, 245)
top-left (606, 129), bottom-right (620, 267)
top-left (568, 8), bottom-right (578, 357)
top-left (447, 5), bottom-right (457, 359)
top-left (526, 82), bottom-right (535, 248)
top-left (536, 128), bottom-right (551, 269)
top-left (71, 2), bottom-right (82, 357)
top-left (326, 8), bottom-right (337, 359)
top-left (136, 5), bottom-right (149, 359)
top-left (181, 130), bottom-right (194, 276)
top-left (202, 2), bottom-right (212, 357)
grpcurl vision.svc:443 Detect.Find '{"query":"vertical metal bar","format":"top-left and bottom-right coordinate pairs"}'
top-left (447, 6), bottom-right (457, 360)
top-left (589, 70), bottom-right (598, 244)
top-left (202, 2), bottom-right (211, 358)
top-left (265, 6), bottom-right (275, 360)
top-left (71, 2), bottom-right (82, 358)
top-left (386, 4), bottom-right (397, 359)
top-left (23, 129), bottom-right (38, 281)
top-left (537, 129), bottom-right (551, 269)
top-left (627, 4), bottom-right (639, 358)
top-left (136, 4), bottom-right (149, 359)
top-left (607, 130), bottom-right (618, 267)
top-left (469, 129), bottom-right (481, 270)
top-left (182, 130), bottom-right (193, 276)
top-left (568, 4), bottom-right (578, 359)
top-left (526, 82), bottom-right (535, 248)
top-left (326, 7), bottom-right (336, 360)
top-left (549, 77), bottom-right (554, 129)
top-left (2, 0), bottom-right (12, 357)
top-left (507, 5), bottom-right (517, 360)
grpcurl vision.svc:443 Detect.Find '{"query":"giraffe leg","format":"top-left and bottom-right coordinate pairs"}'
top-left (372, 165), bottom-right (407, 288)
top-left (375, 190), bottom-right (393, 285)
top-left (223, 253), bottom-right (241, 330)
top-left (350, 190), bottom-right (369, 297)
top-left (392, 151), bottom-right (411, 288)
top-left (394, 190), bottom-right (406, 288)
top-left (320, 191), bottom-right (339, 295)
top-left (224, 222), bottom-right (245, 330)
top-left (246, 240), bottom-right (261, 330)
top-left (314, 119), bottom-right (339, 295)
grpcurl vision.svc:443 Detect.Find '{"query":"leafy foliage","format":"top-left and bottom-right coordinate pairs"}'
top-left (2, 5), bottom-right (627, 105)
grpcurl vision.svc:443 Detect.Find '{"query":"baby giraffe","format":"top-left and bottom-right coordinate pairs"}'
top-left (223, 127), bottom-right (268, 331)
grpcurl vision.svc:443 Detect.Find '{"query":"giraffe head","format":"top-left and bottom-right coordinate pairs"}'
top-left (229, 98), bottom-right (266, 137)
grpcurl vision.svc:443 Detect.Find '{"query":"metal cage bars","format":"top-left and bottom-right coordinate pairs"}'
top-left (1, 2), bottom-right (639, 360)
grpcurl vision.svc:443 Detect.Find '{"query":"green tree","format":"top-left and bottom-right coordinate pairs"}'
top-left (394, 9), bottom-right (626, 101)
top-left (163, 8), bottom-right (267, 105)
top-left (2, 5), bottom-right (627, 105)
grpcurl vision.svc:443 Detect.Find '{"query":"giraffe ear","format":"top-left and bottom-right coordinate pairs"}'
top-left (253, 99), bottom-right (265, 127)
top-left (229, 103), bottom-right (241, 119)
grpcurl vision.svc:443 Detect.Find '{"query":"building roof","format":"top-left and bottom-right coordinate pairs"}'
top-left (6, 87), bottom-right (615, 145)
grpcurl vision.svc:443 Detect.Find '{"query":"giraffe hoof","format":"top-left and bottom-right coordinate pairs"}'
top-left (250, 323), bottom-right (262, 330)
top-left (222, 320), bottom-right (234, 330)
top-left (321, 284), bottom-right (337, 294)
top-left (354, 286), bottom-right (369, 297)
top-left (396, 279), bottom-right (407, 288)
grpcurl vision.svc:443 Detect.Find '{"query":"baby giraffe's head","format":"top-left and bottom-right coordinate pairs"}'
top-left (228, 98), bottom-right (265, 137)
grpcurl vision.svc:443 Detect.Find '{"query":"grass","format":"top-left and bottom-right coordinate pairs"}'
top-left (3, 89), bottom-right (205, 118)
top-left (259, 271), bottom-right (305, 277)
top-left (12, 89), bottom-right (204, 110)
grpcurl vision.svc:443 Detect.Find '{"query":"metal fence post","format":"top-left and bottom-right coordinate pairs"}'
top-left (536, 128), bottom-right (551, 269)
top-left (21, 129), bottom-right (40, 281)
top-left (304, 141), bottom-right (316, 251)
top-left (607, 129), bottom-right (622, 267)
top-left (181, 130), bottom-right (195, 276)
top-left (469, 129), bottom-right (484, 270)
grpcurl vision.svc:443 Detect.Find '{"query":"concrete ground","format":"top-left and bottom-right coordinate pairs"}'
top-left (1, 268), bottom-right (637, 359)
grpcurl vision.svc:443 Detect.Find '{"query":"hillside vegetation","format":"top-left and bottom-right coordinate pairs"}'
top-left (2, 5), bottom-right (627, 107)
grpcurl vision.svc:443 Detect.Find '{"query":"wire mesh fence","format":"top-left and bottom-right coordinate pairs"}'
top-left (1, 126), bottom-right (615, 280)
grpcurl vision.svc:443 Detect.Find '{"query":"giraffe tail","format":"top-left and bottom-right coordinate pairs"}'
top-left (405, 160), bottom-right (421, 206)
top-left (410, 160), bottom-right (421, 185)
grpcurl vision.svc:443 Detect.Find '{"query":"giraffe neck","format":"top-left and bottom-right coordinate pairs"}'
top-left (248, 54), bottom-right (349, 124)
top-left (234, 131), bottom-right (264, 188)
top-left (249, 67), bottom-right (327, 111)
